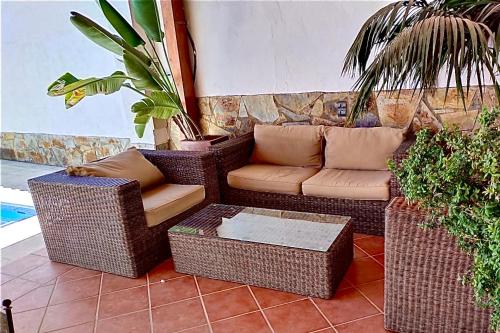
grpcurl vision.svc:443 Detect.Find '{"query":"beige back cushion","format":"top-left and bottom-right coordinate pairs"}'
top-left (250, 125), bottom-right (323, 167)
top-left (324, 127), bottom-right (404, 170)
top-left (66, 148), bottom-right (165, 189)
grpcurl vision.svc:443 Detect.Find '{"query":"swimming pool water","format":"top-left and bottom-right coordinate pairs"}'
top-left (0, 203), bottom-right (37, 227)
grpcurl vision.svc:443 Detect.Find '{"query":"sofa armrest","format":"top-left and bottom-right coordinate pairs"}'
top-left (28, 171), bottom-right (147, 239)
top-left (389, 137), bottom-right (416, 198)
top-left (140, 149), bottom-right (219, 203)
top-left (208, 132), bottom-right (254, 191)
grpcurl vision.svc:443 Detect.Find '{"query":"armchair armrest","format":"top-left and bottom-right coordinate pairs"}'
top-left (208, 132), bottom-right (254, 192)
top-left (139, 149), bottom-right (219, 203)
top-left (389, 137), bottom-right (416, 198)
top-left (28, 170), bottom-right (146, 242)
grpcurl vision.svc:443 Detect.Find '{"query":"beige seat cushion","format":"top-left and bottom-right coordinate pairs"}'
top-left (324, 127), bottom-right (404, 170)
top-left (227, 164), bottom-right (319, 195)
top-left (142, 183), bottom-right (205, 227)
top-left (302, 168), bottom-right (392, 200)
top-left (250, 125), bottom-right (323, 167)
top-left (66, 148), bottom-right (165, 190)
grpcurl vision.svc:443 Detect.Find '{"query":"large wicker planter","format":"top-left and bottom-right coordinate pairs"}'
top-left (384, 197), bottom-right (492, 333)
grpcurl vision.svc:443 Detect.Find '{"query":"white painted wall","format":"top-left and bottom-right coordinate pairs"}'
top-left (185, 0), bottom-right (491, 97)
top-left (185, 0), bottom-right (391, 97)
top-left (1, 0), bottom-right (154, 144)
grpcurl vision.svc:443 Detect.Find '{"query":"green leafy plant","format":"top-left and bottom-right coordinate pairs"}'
top-left (47, 0), bottom-right (202, 140)
top-left (343, 0), bottom-right (500, 124)
top-left (389, 106), bottom-right (500, 329)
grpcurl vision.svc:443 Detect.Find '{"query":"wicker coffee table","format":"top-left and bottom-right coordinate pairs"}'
top-left (168, 204), bottom-right (353, 298)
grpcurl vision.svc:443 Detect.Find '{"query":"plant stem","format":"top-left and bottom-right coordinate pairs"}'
top-left (122, 84), bottom-right (148, 98)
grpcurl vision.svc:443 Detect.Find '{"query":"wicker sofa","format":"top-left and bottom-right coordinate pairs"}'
top-left (28, 149), bottom-right (219, 278)
top-left (210, 126), bottom-right (414, 235)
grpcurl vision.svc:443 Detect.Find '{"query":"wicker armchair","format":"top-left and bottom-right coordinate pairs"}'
top-left (28, 150), bottom-right (219, 278)
top-left (209, 132), bottom-right (414, 235)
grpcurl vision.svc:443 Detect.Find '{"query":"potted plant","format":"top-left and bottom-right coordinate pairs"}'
top-left (47, 0), bottom-right (226, 150)
top-left (388, 106), bottom-right (499, 330)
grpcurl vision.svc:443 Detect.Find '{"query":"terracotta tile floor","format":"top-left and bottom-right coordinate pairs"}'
top-left (0, 233), bottom-right (389, 333)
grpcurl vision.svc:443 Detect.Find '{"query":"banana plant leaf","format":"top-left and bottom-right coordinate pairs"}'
top-left (131, 91), bottom-right (182, 137)
top-left (129, 0), bottom-right (164, 42)
top-left (97, 0), bottom-right (145, 47)
top-left (131, 91), bottom-right (182, 119)
top-left (123, 50), bottom-right (162, 90)
top-left (70, 11), bottom-right (151, 66)
top-left (48, 71), bottom-right (129, 108)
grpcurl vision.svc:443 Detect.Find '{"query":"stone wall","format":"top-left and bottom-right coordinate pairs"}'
top-left (0, 133), bottom-right (153, 166)
top-left (198, 86), bottom-right (498, 137)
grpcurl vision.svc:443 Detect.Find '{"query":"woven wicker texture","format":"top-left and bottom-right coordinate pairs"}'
top-left (209, 132), bottom-right (414, 236)
top-left (384, 198), bottom-right (492, 333)
top-left (169, 204), bottom-right (353, 299)
top-left (28, 150), bottom-right (219, 278)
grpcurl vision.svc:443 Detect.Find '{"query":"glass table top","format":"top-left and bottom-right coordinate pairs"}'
top-left (170, 206), bottom-right (350, 252)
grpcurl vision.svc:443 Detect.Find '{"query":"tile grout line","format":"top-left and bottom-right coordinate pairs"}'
top-left (194, 276), bottom-right (214, 333)
top-left (351, 283), bottom-right (384, 314)
top-left (354, 242), bottom-right (384, 269)
top-left (309, 327), bottom-right (338, 333)
top-left (44, 321), bottom-right (94, 333)
top-left (147, 274), bottom-right (154, 333)
top-left (197, 283), bottom-right (246, 297)
top-left (93, 273), bottom-right (104, 333)
top-left (246, 285), bottom-right (275, 333)
top-left (173, 323), bottom-right (210, 333)
top-left (1, 255), bottom-right (50, 276)
top-left (36, 273), bottom-right (59, 333)
top-left (332, 312), bottom-right (382, 328)
top-left (309, 298), bottom-right (338, 333)
top-left (202, 298), bottom-right (314, 326)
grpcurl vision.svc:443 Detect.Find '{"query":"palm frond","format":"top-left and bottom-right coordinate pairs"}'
top-left (345, 1), bottom-right (500, 124)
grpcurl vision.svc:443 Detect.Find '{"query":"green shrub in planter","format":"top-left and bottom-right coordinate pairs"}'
top-left (389, 106), bottom-right (499, 330)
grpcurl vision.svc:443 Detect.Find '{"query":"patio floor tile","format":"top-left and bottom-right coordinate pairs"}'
top-left (96, 310), bottom-right (150, 333)
top-left (0, 273), bottom-right (15, 285)
top-left (313, 288), bottom-right (379, 325)
top-left (19, 261), bottom-right (74, 284)
top-left (98, 285), bottom-right (148, 319)
top-left (345, 257), bottom-right (384, 285)
top-left (196, 276), bottom-right (241, 295)
top-left (48, 322), bottom-right (95, 333)
top-left (10, 307), bottom-right (45, 333)
top-left (40, 296), bottom-right (98, 332)
top-left (264, 299), bottom-right (329, 333)
top-left (356, 279), bottom-right (384, 311)
top-left (211, 311), bottom-right (271, 333)
top-left (149, 276), bottom-right (198, 307)
top-left (181, 325), bottom-right (211, 333)
top-left (148, 258), bottom-right (186, 283)
top-left (250, 286), bottom-right (305, 309)
top-left (11, 284), bottom-right (54, 313)
top-left (58, 267), bottom-right (102, 283)
top-left (50, 275), bottom-right (101, 305)
top-left (354, 236), bottom-right (384, 256)
top-left (373, 253), bottom-right (384, 266)
top-left (4, 238), bottom-right (393, 333)
top-left (0, 277), bottom-right (40, 300)
top-left (100, 273), bottom-right (146, 294)
top-left (1, 254), bottom-right (49, 276)
top-left (335, 314), bottom-right (389, 332)
top-left (152, 298), bottom-right (207, 332)
top-left (353, 246), bottom-right (369, 259)
top-left (203, 286), bottom-right (258, 322)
